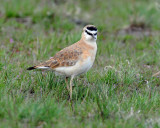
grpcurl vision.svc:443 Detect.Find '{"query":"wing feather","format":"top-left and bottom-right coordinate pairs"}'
top-left (35, 43), bottom-right (82, 69)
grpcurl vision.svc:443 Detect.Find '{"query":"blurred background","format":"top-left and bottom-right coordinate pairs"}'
top-left (0, 0), bottom-right (160, 127)
top-left (0, 0), bottom-right (160, 67)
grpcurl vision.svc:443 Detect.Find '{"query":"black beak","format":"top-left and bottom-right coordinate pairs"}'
top-left (92, 34), bottom-right (95, 39)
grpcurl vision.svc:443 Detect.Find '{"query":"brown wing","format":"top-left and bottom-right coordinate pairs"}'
top-left (35, 44), bottom-right (83, 69)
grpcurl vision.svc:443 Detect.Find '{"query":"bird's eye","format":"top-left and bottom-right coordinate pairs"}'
top-left (94, 33), bottom-right (97, 36)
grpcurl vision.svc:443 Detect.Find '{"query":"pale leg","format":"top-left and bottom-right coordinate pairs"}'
top-left (65, 77), bottom-right (69, 91)
top-left (69, 76), bottom-right (74, 100)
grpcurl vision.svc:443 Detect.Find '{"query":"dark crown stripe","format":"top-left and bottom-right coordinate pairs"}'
top-left (86, 26), bottom-right (97, 31)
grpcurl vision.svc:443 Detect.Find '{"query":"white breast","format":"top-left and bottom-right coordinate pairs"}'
top-left (54, 42), bottom-right (97, 77)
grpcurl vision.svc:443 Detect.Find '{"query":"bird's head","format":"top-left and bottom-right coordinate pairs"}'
top-left (82, 25), bottom-right (98, 42)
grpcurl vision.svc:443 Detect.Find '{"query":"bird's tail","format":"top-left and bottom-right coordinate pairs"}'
top-left (27, 66), bottom-right (49, 70)
top-left (27, 66), bottom-right (36, 70)
top-left (27, 59), bottom-right (51, 71)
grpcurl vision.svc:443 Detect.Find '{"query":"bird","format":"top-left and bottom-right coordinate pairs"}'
top-left (27, 25), bottom-right (98, 99)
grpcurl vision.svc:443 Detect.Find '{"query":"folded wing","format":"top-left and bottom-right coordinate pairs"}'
top-left (27, 44), bottom-right (82, 70)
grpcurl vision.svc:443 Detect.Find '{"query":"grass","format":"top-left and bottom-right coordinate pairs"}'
top-left (0, 0), bottom-right (160, 127)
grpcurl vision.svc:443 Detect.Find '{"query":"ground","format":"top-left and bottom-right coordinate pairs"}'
top-left (0, 0), bottom-right (160, 128)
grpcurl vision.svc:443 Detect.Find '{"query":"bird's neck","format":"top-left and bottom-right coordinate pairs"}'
top-left (80, 37), bottom-right (97, 50)
top-left (80, 34), bottom-right (97, 48)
